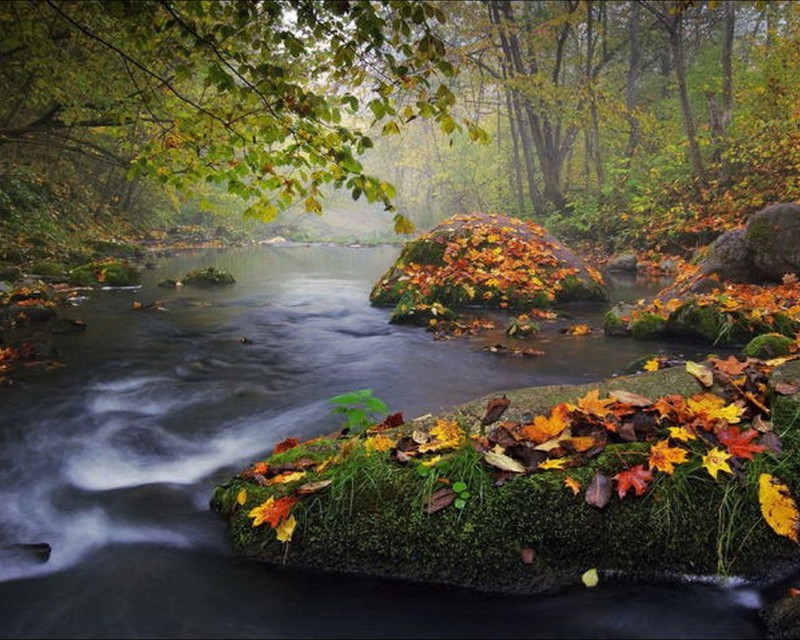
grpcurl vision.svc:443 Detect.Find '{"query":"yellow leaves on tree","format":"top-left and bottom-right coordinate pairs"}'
top-left (759, 474), bottom-right (800, 543)
top-left (648, 440), bottom-right (689, 475)
top-left (419, 418), bottom-right (464, 452)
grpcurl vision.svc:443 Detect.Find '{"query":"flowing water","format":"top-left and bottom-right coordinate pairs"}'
top-left (0, 245), bottom-right (765, 638)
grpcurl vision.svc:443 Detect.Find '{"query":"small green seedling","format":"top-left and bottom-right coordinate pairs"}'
top-left (329, 388), bottom-right (389, 435)
top-left (452, 481), bottom-right (471, 509)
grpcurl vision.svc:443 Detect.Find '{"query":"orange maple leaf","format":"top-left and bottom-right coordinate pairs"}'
top-left (614, 464), bottom-right (653, 499)
top-left (570, 389), bottom-right (615, 419)
top-left (521, 403), bottom-right (571, 443)
top-left (273, 437), bottom-right (300, 455)
top-left (564, 476), bottom-right (582, 495)
top-left (648, 440), bottom-right (689, 475)
top-left (717, 426), bottom-right (765, 460)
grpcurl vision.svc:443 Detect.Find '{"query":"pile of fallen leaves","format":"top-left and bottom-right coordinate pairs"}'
top-left (373, 213), bottom-right (605, 312)
top-left (236, 354), bottom-right (800, 546)
top-left (629, 266), bottom-right (800, 332)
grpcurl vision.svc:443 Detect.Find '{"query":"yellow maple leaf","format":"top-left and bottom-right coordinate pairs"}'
top-left (419, 418), bottom-right (464, 452)
top-left (759, 473), bottom-right (800, 542)
top-left (564, 476), bottom-right (582, 495)
top-left (364, 434), bottom-right (396, 453)
top-left (539, 458), bottom-right (568, 470)
top-left (643, 358), bottom-right (660, 372)
top-left (687, 393), bottom-right (743, 423)
top-left (570, 389), bottom-right (615, 419)
top-left (701, 447), bottom-right (733, 480)
top-left (248, 496), bottom-right (276, 527)
top-left (276, 514), bottom-right (297, 543)
top-left (668, 426), bottom-right (697, 442)
top-left (648, 440), bottom-right (689, 475)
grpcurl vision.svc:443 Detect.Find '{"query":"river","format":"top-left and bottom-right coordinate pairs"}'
top-left (0, 244), bottom-right (764, 638)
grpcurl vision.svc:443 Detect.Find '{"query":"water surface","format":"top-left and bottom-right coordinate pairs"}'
top-left (0, 245), bottom-right (762, 638)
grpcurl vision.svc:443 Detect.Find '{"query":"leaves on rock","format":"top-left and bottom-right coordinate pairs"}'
top-left (686, 360), bottom-right (714, 387)
top-left (585, 471), bottom-right (612, 509)
top-left (614, 465), bottom-right (653, 499)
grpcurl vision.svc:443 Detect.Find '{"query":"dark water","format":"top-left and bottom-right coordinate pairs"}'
top-left (0, 245), bottom-right (763, 638)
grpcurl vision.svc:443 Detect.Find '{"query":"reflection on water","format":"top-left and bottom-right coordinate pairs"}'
top-left (0, 245), bottom-right (761, 638)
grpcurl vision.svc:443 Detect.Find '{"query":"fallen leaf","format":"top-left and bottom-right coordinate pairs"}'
top-left (648, 440), bottom-right (690, 475)
top-left (581, 568), bottom-right (599, 587)
top-left (717, 426), bottom-right (765, 460)
top-left (418, 418), bottom-right (464, 452)
top-left (236, 489), bottom-right (248, 505)
top-left (643, 358), bottom-right (660, 372)
top-left (296, 480), bottom-right (333, 495)
top-left (701, 447), bottom-right (733, 480)
top-left (759, 473), bottom-right (800, 542)
top-left (686, 360), bottom-right (714, 387)
top-left (775, 381), bottom-right (800, 396)
top-left (668, 426), bottom-right (697, 442)
top-left (484, 450), bottom-right (527, 473)
top-left (614, 465), bottom-right (653, 499)
top-left (424, 487), bottom-right (456, 514)
top-left (274, 437), bottom-right (300, 455)
top-left (789, 588), bottom-right (800, 598)
top-left (570, 389), bottom-right (615, 419)
top-left (609, 390), bottom-right (653, 407)
top-left (481, 395), bottom-right (510, 426)
top-left (539, 458), bottom-right (569, 470)
top-left (266, 471), bottom-right (306, 486)
top-left (564, 476), bottom-right (582, 495)
top-left (585, 471), bottom-right (612, 509)
top-left (364, 434), bottom-right (396, 453)
top-left (248, 495), bottom-right (298, 528)
top-left (710, 355), bottom-right (749, 377)
top-left (275, 514), bottom-right (297, 543)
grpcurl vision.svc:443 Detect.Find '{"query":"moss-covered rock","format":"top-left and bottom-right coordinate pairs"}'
top-left (211, 362), bottom-right (800, 601)
top-left (182, 267), bottom-right (236, 286)
top-left (69, 259), bottom-right (140, 286)
top-left (370, 213), bottom-right (608, 315)
top-left (603, 303), bottom-right (632, 337)
top-left (29, 260), bottom-right (67, 278)
top-left (629, 312), bottom-right (667, 339)
top-left (743, 333), bottom-right (796, 359)
top-left (0, 262), bottom-right (23, 282)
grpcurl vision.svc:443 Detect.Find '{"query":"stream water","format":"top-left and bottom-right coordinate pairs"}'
top-left (0, 244), bottom-right (765, 638)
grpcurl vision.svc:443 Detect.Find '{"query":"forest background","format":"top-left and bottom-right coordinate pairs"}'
top-left (0, 0), bottom-right (798, 265)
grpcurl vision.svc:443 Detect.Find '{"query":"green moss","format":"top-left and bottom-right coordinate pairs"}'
top-left (183, 267), bottom-right (235, 286)
top-left (743, 333), bottom-right (796, 359)
top-left (666, 302), bottom-right (729, 343)
top-left (603, 310), bottom-right (630, 337)
top-left (400, 238), bottom-right (447, 266)
top-left (30, 261), bottom-right (67, 277)
top-left (0, 262), bottom-right (23, 282)
top-left (630, 313), bottom-right (667, 339)
top-left (554, 275), bottom-right (608, 303)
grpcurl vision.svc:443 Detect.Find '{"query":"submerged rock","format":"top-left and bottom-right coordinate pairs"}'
top-left (69, 259), bottom-right (140, 286)
top-left (370, 213), bottom-right (607, 322)
top-left (211, 360), bottom-right (800, 607)
top-left (182, 267), bottom-right (236, 286)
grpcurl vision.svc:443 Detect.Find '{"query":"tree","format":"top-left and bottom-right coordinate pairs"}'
top-left (0, 0), bottom-right (464, 231)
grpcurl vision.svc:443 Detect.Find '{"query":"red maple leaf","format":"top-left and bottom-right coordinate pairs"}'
top-left (613, 464), bottom-right (653, 499)
top-left (264, 495), bottom-right (298, 528)
top-left (717, 426), bottom-right (765, 460)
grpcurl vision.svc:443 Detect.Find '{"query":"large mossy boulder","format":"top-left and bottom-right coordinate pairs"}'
top-left (211, 359), bottom-right (800, 605)
top-left (746, 203), bottom-right (800, 282)
top-left (370, 213), bottom-right (607, 323)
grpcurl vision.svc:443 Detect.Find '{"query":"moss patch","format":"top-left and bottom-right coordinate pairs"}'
top-left (743, 333), bottom-right (796, 359)
top-left (182, 267), bottom-right (236, 286)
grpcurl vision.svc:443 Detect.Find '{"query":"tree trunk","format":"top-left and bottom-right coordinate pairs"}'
top-left (624, 2), bottom-right (641, 164)
top-left (670, 13), bottom-right (706, 184)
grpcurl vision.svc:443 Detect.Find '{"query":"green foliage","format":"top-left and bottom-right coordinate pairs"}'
top-left (328, 389), bottom-right (389, 435)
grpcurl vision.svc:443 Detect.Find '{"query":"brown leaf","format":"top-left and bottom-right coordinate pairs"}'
top-left (296, 480), bottom-right (333, 495)
top-left (617, 422), bottom-right (637, 442)
top-left (775, 381), bottom-right (800, 396)
top-left (423, 487), bottom-right (456, 514)
top-left (488, 424), bottom-right (520, 448)
top-left (273, 437), bottom-right (299, 455)
top-left (710, 355), bottom-right (749, 377)
top-left (520, 547), bottom-right (536, 564)
top-left (609, 390), bottom-right (653, 407)
top-left (585, 471), bottom-right (612, 509)
top-left (760, 431), bottom-right (783, 455)
top-left (505, 444), bottom-right (547, 471)
top-left (752, 414), bottom-right (773, 433)
top-left (481, 395), bottom-right (511, 426)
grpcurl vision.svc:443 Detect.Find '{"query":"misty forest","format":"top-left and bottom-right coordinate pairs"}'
top-left (3, 2), bottom-right (800, 639)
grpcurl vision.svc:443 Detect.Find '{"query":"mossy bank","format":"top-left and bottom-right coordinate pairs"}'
top-left (211, 361), bottom-right (800, 605)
